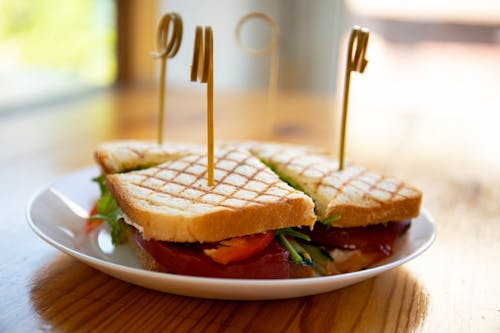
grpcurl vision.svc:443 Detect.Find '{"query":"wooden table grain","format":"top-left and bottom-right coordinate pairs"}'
top-left (1, 86), bottom-right (499, 332)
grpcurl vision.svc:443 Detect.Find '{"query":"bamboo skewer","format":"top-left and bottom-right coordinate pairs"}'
top-left (191, 26), bottom-right (215, 186)
top-left (150, 13), bottom-right (183, 144)
top-left (339, 26), bottom-right (369, 171)
top-left (236, 13), bottom-right (279, 138)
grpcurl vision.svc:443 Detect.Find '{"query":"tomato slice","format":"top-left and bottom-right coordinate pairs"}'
top-left (133, 229), bottom-right (289, 279)
top-left (305, 220), bottom-right (411, 253)
top-left (203, 231), bottom-right (275, 265)
top-left (86, 202), bottom-right (103, 233)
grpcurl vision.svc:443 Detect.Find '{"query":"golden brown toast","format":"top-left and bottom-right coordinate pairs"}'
top-left (94, 140), bottom-right (326, 175)
top-left (249, 144), bottom-right (422, 227)
top-left (106, 147), bottom-right (316, 242)
top-left (94, 140), bottom-right (202, 174)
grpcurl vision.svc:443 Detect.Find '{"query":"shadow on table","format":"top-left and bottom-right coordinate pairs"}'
top-left (30, 254), bottom-right (428, 332)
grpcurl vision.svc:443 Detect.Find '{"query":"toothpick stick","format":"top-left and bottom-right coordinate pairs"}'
top-left (191, 26), bottom-right (215, 186)
top-left (339, 26), bottom-right (369, 171)
top-left (236, 13), bottom-right (279, 138)
top-left (150, 13), bottom-right (183, 144)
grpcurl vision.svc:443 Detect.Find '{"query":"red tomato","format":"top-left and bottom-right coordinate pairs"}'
top-left (86, 202), bottom-right (103, 233)
top-left (305, 220), bottom-right (411, 253)
top-left (203, 231), bottom-right (275, 265)
top-left (133, 229), bottom-right (289, 279)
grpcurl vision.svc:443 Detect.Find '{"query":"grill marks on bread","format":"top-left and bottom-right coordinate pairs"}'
top-left (94, 140), bottom-right (203, 174)
top-left (130, 148), bottom-right (301, 211)
top-left (97, 140), bottom-right (422, 233)
top-left (249, 144), bottom-right (422, 227)
top-left (106, 147), bottom-right (316, 242)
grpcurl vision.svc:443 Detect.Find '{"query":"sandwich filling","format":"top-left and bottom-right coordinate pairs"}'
top-left (132, 228), bottom-right (291, 279)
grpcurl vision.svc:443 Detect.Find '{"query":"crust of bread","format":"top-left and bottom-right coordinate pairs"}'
top-left (326, 193), bottom-right (422, 227)
top-left (94, 140), bottom-right (202, 174)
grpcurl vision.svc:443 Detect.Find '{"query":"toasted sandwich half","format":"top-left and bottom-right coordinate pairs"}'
top-left (248, 142), bottom-right (422, 274)
top-left (248, 143), bottom-right (422, 227)
top-left (95, 140), bottom-right (202, 174)
top-left (99, 147), bottom-right (316, 278)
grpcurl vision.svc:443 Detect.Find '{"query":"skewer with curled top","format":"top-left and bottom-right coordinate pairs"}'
top-left (191, 26), bottom-right (215, 186)
top-left (150, 12), bottom-right (183, 144)
top-left (338, 26), bottom-right (369, 171)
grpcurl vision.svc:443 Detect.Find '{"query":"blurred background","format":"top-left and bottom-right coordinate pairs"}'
top-left (1, 0), bottom-right (499, 182)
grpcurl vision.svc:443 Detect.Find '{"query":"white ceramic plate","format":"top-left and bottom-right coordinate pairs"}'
top-left (26, 166), bottom-right (436, 300)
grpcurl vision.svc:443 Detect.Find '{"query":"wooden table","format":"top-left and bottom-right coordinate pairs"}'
top-left (1, 85), bottom-right (498, 332)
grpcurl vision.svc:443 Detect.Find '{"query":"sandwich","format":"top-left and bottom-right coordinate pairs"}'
top-left (247, 142), bottom-right (422, 274)
top-left (90, 140), bottom-right (422, 278)
top-left (92, 143), bottom-right (317, 279)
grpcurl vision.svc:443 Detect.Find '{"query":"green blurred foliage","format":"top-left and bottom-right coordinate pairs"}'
top-left (0, 0), bottom-right (116, 85)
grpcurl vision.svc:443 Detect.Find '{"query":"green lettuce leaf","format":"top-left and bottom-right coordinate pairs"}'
top-left (276, 229), bottom-right (314, 266)
top-left (89, 175), bottom-right (124, 245)
top-left (320, 214), bottom-right (341, 226)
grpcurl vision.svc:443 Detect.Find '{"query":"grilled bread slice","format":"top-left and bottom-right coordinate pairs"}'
top-left (250, 143), bottom-right (422, 227)
top-left (106, 147), bottom-right (316, 242)
top-left (94, 140), bottom-right (202, 174)
top-left (95, 140), bottom-right (324, 175)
